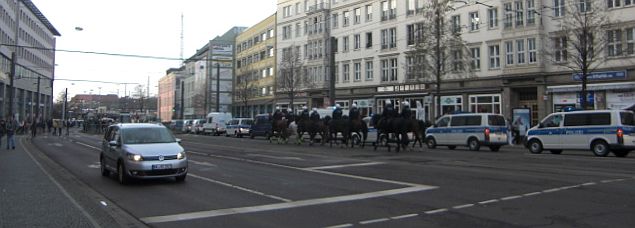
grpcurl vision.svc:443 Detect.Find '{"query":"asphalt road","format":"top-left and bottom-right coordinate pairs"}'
top-left (29, 129), bottom-right (635, 227)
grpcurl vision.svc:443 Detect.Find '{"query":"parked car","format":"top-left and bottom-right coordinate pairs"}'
top-left (100, 123), bottom-right (188, 184)
top-left (203, 112), bottom-right (232, 136)
top-left (526, 110), bottom-right (635, 157)
top-left (425, 113), bottom-right (509, 151)
top-left (182, 119), bottom-right (193, 133)
top-left (225, 118), bottom-right (254, 137)
top-left (250, 114), bottom-right (273, 139)
top-left (192, 119), bottom-right (206, 134)
top-left (170, 119), bottom-right (184, 133)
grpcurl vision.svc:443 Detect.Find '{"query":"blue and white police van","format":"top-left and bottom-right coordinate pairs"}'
top-left (425, 113), bottom-right (509, 151)
top-left (525, 110), bottom-right (635, 157)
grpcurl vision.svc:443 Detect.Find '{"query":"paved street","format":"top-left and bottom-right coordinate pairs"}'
top-left (15, 129), bottom-right (635, 227)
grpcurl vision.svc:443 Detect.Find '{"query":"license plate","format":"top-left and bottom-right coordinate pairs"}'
top-left (152, 164), bottom-right (172, 170)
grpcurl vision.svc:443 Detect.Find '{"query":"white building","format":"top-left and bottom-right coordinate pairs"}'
top-left (277, 0), bottom-right (635, 122)
top-left (0, 0), bottom-right (60, 121)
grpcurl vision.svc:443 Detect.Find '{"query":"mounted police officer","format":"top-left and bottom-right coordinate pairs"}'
top-left (332, 104), bottom-right (343, 120)
top-left (273, 106), bottom-right (283, 121)
top-left (401, 101), bottom-right (412, 119)
top-left (300, 105), bottom-right (310, 119)
top-left (382, 100), bottom-right (396, 119)
top-left (349, 103), bottom-right (360, 121)
top-left (310, 107), bottom-right (320, 121)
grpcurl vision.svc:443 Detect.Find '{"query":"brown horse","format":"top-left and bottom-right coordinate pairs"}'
top-left (270, 118), bottom-right (290, 144)
top-left (349, 117), bottom-right (368, 148)
top-left (308, 118), bottom-right (328, 146)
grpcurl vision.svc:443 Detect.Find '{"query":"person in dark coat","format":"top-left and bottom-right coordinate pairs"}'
top-left (349, 103), bottom-right (360, 120)
top-left (332, 104), bottom-right (343, 120)
top-left (401, 101), bottom-right (412, 119)
top-left (310, 108), bottom-right (320, 121)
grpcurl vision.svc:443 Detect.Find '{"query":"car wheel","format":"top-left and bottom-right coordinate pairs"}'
top-left (612, 150), bottom-right (630, 158)
top-left (175, 174), bottom-right (187, 182)
top-left (100, 155), bottom-right (110, 177)
top-left (592, 140), bottom-right (610, 157)
top-left (550, 150), bottom-right (563, 154)
top-left (528, 139), bottom-right (543, 154)
top-left (489, 146), bottom-right (501, 152)
top-left (447, 145), bottom-right (456, 150)
top-left (117, 162), bottom-right (131, 185)
top-left (468, 138), bottom-right (480, 151)
top-left (426, 137), bottom-right (437, 149)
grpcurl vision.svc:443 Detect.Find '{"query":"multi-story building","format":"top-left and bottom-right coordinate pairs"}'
top-left (234, 14), bottom-right (277, 117)
top-left (0, 0), bottom-right (59, 122)
top-left (276, 0), bottom-right (635, 123)
top-left (158, 67), bottom-right (185, 121)
top-left (182, 27), bottom-right (246, 118)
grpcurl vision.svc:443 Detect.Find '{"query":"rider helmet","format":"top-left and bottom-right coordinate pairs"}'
top-left (402, 101), bottom-right (410, 107)
top-left (312, 107), bottom-right (317, 112)
top-left (275, 106), bottom-right (280, 110)
top-left (335, 104), bottom-right (341, 108)
top-left (385, 99), bottom-right (392, 105)
top-left (302, 105), bottom-right (308, 110)
top-left (352, 103), bottom-right (357, 108)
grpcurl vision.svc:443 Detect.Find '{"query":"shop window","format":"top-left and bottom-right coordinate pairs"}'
top-left (469, 94), bottom-right (502, 114)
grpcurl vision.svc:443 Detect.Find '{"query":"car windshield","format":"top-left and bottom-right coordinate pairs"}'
top-left (242, 120), bottom-right (254, 125)
top-left (122, 127), bottom-right (176, 144)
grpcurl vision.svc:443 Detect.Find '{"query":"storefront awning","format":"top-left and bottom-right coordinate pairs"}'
top-left (547, 82), bottom-right (635, 93)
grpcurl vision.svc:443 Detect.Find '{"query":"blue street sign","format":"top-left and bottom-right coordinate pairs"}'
top-left (573, 71), bottom-right (627, 81)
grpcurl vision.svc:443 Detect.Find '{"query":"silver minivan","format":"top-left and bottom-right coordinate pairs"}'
top-left (101, 123), bottom-right (188, 184)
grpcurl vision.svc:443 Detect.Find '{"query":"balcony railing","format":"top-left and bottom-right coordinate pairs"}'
top-left (308, 3), bottom-right (330, 13)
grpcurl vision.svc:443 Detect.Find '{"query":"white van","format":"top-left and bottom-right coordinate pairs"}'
top-left (425, 113), bottom-right (509, 151)
top-left (203, 112), bottom-right (232, 136)
top-left (526, 110), bottom-right (635, 157)
top-left (225, 118), bottom-right (254, 137)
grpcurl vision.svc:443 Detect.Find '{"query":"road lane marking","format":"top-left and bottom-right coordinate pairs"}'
top-left (190, 151), bottom-right (433, 188)
top-left (478, 199), bottom-right (499, 205)
top-left (247, 154), bottom-right (303, 160)
top-left (523, 192), bottom-right (542, 197)
top-left (359, 218), bottom-right (389, 224)
top-left (74, 141), bottom-right (101, 150)
top-left (500, 195), bottom-right (522, 201)
top-left (305, 162), bottom-right (385, 170)
top-left (542, 188), bottom-right (561, 193)
top-left (140, 186), bottom-right (435, 224)
top-left (188, 173), bottom-right (291, 203)
top-left (581, 182), bottom-right (596, 186)
top-left (325, 224), bottom-right (353, 228)
top-left (452, 204), bottom-right (474, 209)
top-left (391, 213), bottom-right (419, 220)
top-left (424, 208), bottom-right (448, 214)
top-left (188, 160), bottom-right (217, 167)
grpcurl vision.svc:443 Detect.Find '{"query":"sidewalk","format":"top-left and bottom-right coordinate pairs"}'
top-left (0, 136), bottom-right (98, 227)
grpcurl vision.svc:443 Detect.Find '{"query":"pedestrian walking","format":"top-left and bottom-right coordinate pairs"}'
top-left (31, 118), bottom-right (37, 138)
top-left (0, 119), bottom-right (6, 148)
top-left (6, 115), bottom-right (18, 150)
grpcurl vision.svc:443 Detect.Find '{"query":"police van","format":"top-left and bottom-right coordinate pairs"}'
top-left (526, 110), bottom-right (635, 157)
top-left (425, 113), bottom-right (509, 151)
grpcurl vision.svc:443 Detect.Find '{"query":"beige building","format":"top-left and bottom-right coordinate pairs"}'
top-left (158, 67), bottom-right (184, 122)
top-left (234, 14), bottom-right (277, 117)
top-left (276, 0), bottom-right (635, 122)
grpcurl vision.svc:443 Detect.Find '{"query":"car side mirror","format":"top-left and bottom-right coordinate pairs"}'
top-left (109, 141), bottom-right (119, 147)
top-left (176, 138), bottom-right (182, 144)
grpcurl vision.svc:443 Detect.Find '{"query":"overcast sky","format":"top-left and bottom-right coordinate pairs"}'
top-left (31, 0), bottom-right (277, 99)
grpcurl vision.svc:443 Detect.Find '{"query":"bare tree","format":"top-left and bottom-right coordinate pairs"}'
top-left (277, 46), bottom-right (305, 112)
top-left (547, 0), bottom-right (611, 110)
top-left (407, 0), bottom-right (473, 117)
top-left (234, 64), bottom-right (259, 117)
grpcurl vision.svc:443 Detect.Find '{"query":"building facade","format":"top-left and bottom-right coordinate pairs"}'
top-left (158, 67), bottom-right (184, 122)
top-left (182, 27), bottom-right (246, 118)
top-left (276, 0), bottom-right (635, 123)
top-left (0, 0), bottom-right (59, 122)
top-left (234, 14), bottom-right (277, 117)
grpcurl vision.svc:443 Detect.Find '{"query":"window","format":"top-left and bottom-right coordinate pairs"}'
top-left (542, 114), bottom-right (562, 128)
top-left (607, 0), bottom-right (622, 8)
top-left (489, 45), bottom-right (500, 69)
top-left (296, 23), bottom-right (301, 37)
top-left (505, 41), bottom-right (514, 65)
top-left (627, 28), bottom-right (634, 55)
top-left (452, 49), bottom-right (463, 72)
top-left (452, 15), bottom-right (461, 33)
top-left (366, 32), bottom-right (373, 48)
top-left (296, 2), bottom-right (301, 14)
top-left (504, 3), bottom-right (513, 28)
top-left (436, 117), bottom-right (450, 127)
top-left (343, 36), bottom-right (350, 51)
top-left (333, 38), bottom-right (339, 52)
top-left (528, 38), bottom-right (537, 63)
top-left (607, 29), bottom-right (623, 57)
top-left (381, 59), bottom-right (389, 81)
top-left (517, 39), bottom-right (525, 64)
top-left (283, 6), bottom-right (292, 18)
top-left (389, 0), bottom-right (397, 19)
top-left (389, 27), bottom-right (397, 48)
top-left (381, 1), bottom-right (389, 21)
top-left (621, 112), bottom-right (634, 126)
top-left (469, 11), bottom-right (479, 31)
top-left (366, 4), bottom-right (373, 21)
top-left (343, 11), bottom-right (350, 26)
top-left (354, 8), bottom-right (361, 24)
top-left (469, 94), bottom-right (502, 114)
top-left (526, 0), bottom-right (535, 25)
top-left (380, 58), bottom-right (398, 82)
top-left (381, 28), bottom-right (393, 49)
top-left (390, 58), bottom-right (398, 81)
top-left (488, 8), bottom-right (498, 28)
top-left (564, 113), bottom-right (611, 126)
top-left (554, 0), bottom-right (565, 17)
top-left (554, 36), bottom-right (568, 62)
top-left (488, 115), bottom-right (506, 126)
top-left (354, 62), bottom-right (361, 81)
top-left (354, 34), bottom-right (361, 49)
top-left (515, 1), bottom-right (524, 27)
top-left (470, 47), bottom-right (481, 70)
top-left (282, 25), bottom-right (292, 40)
top-left (343, 63), bottom-right (350, 81)
top-left (407, 0), bottom-right (416, 15)
top-left (365, 61), bottom-right (374, 80)
top-left (450, 116), bottom-right (467, 126)
top-left (578, 0), bottom-right (590, 12)
top-left (332, 13), bottom-right (339, 28)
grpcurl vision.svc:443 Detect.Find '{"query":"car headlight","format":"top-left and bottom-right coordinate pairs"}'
top-left (127, 153), bottom-right (143, 161)
top-left (177, 152), bottom-right (186, 160)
